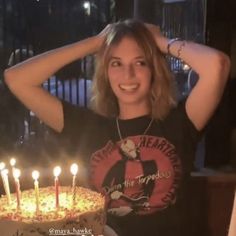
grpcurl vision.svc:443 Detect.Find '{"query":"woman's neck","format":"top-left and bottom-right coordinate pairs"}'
top-left (118, 102), bottom-right (151, 120)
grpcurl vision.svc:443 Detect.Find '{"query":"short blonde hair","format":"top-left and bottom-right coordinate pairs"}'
top-left (91, 19), bottom-right (177, 120)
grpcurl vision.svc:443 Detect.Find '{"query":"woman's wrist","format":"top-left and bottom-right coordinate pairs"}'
top-left (166, 38), bottom-right (187, 59)
top-left (86, 35), bottom-right (104, 54)
top-left (167, 38), bottom-right (182, 55)
top-left (155, 36), bottom-right (169, 54)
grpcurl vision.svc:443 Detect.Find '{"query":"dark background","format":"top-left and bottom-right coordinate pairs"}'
top-left (0, 1), bottom-right (236, 236)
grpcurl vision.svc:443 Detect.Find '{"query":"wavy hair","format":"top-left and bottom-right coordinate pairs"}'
top-left (91, 19), bottom-right (177, 120)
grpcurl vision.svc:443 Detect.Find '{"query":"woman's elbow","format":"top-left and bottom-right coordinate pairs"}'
top-left (4, 68), bottom-right (13, 86)
top-left (215, 52), bottom-right (231, 81)
top-left (4, 68), bottom-right (19, 90)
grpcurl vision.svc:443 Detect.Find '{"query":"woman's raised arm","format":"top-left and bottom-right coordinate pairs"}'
top-left (147, 23), bottom-right (231, 131)
top-left (4, 34), bottom-right (105, 133)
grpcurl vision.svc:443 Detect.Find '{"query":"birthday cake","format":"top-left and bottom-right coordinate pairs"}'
top-left (0, 186), bottom-right (105, 236)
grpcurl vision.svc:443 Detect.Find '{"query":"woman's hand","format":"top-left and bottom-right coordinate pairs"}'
top-left (145, 23), bottom-right (169, 54)
top-left (95, 24), bottom-right (112, 49)
top-left (98, 24), bottom-right (112, 37)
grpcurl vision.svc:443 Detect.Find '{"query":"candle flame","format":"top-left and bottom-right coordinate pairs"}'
top-left (32, 170), bottom-right (40, 180)
top-left (53, 166), bottom-right (61, 177)
top-left (13, 168), bottom-right (21, 179)
top-left (10, 158), bottom-right (16, 167)
top-left (0, 162), bottom-right (5, 170)
top-left (70, 163), bottom-right (78, 176)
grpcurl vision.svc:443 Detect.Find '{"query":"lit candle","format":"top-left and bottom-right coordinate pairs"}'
top-left (53, 166), bottom-right (61, 209)
top-left (0, 162), bottom-right (5, 191)
top-left (10, 158), bottom-right (16, 175)
top-left (32, 170), bottom-right (40, 213)
top-left (1, 167), bottom-right (11, 205)
top-left (13, 168), bottom-right (21, 210)
top-left (70, 163), bottom-right (78, 206)
top-left (0, 162), bottom-right (5, 181)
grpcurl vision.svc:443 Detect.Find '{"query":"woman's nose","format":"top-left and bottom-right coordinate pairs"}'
top-left (124, 65), bottom-right (135, 80)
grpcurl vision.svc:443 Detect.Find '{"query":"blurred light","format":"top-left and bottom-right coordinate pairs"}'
top-left (32, 170), bottom-right (40, 180)
top-left (183, 63), bottom-right (190, 71)
top-left (10, 158), bottom-right (16, 167)
top-left (70, 163), bottom-right (78, 176)
top-left (83, 1), bottom-right (90, 9)
top-left (53, 166), bottom-right (61, 177)
top-left (83, 1), bottom-right (91, 15)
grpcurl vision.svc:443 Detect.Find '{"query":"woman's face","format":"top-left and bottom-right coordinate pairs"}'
top-left (107, 36), bottom-right (152, 110)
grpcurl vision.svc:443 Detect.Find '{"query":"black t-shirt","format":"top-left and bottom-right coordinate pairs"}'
top-left (60, 101), bottom-right (200, 236)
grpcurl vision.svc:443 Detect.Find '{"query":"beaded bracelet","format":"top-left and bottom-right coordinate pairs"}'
top-left (167, 38), bottom-right (186, 58)
top-left (176, 41), bottom-right (186, 58)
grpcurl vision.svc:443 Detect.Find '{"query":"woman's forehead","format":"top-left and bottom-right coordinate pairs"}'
top-left (108, 36), bottom-right (145, 56)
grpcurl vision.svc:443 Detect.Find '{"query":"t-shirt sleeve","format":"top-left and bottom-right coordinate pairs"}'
top-left (58, 101), bottom-right (98, 153)
top-left (61, 100), bottom-right (90, 138)
top-left (163, 100), bottom-right (203, 170)
top-left (176, 99), bottom-right (203, 145)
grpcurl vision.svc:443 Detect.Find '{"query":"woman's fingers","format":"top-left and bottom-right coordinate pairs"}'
top-left (145, 23), bottom-right (161, 37)
top-left (145, 23), bottom-right (168, 53)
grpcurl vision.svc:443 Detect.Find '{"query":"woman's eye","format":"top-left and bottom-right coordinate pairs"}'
top-left (110, 61), bottom-right (121, 67)
top-left (136, 60), bottom-right (147, 66)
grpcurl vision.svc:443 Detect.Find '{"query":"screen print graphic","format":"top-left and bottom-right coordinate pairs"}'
top-left (90, 135), bottom-right (182, 216)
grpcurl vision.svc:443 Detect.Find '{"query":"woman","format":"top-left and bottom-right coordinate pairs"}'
top-left (4, 19), bottom-right (230, 235)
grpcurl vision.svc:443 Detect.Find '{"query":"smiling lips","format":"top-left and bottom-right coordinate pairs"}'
top-left (119, 83), bottom-right (139, 92)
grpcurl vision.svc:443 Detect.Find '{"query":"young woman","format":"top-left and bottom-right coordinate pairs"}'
top-left (4, 19), bottom-right (230, 236)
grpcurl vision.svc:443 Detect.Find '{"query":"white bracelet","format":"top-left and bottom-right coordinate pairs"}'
top-left (167, 38), bottom-right (181, 55)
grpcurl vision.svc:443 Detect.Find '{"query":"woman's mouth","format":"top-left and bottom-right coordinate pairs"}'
top-left (119, 84), bottom-right (139, 92)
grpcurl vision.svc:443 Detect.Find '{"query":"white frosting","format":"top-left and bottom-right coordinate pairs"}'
top-left (0, 186), bottom-right (105, 236)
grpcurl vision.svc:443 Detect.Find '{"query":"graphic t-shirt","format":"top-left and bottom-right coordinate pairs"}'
top-left (60, 101), bottom-right (200, 236)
